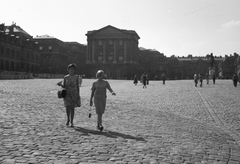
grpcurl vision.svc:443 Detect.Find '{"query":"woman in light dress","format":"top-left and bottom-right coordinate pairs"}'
top-left (90, 70), bottom-right (116, 131)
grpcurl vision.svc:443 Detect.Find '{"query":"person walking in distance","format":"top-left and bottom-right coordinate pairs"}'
top-left (142, 73), bottom-right (147, 88)
top-left (133, 74), bottom-right (138, 85)
top-left (199, 74), bottom-right (203, 87)
top-left (232, 73), bottom-right (238, 87)
top-left (90, 70), bottom-right (116, 131)
top-left (205, 73), bottom-right (209, 84)
top-left (79, 75), bottom-right (83, 87)
top-left (194, 73), bottom-right (198, 87)
top-left (146, 74), bottom-right (149, 85)
top-left (58, 63), bottom-right (81, 127)
top-left (212, 73), bottom-right (216, 84)
top-left (161, 73), bottom-right (166, 85)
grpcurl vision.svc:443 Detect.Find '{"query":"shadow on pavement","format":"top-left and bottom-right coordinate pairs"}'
top-left (74, 126), bottom-right (146, 141)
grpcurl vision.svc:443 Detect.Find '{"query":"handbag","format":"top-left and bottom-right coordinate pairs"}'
top-left (57, 89), bottom-right (66, 98)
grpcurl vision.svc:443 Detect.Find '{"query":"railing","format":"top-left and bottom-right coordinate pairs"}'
top-left (0, 71), bottom-right (64, 79)
top-left (0, 71), bottom-right (33, 79)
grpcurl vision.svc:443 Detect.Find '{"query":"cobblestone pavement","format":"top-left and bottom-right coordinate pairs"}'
top-left (0, 79), bottom-right (240, 164)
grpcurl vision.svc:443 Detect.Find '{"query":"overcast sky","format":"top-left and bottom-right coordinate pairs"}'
top-left (1, 0), bottom-right (240, 57)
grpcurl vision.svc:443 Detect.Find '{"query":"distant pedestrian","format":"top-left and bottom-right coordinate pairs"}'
top-left (199, 74), bottom-right (203, 87)
top-left (142, 73), bottom-right (147, 88)
top-left (133, 75), bottom-right (138, 85)
top-left (194, 74), bottom-right (198, 87)
top-left (79, 75), bottom-right (83, 87)
top-left (213, 74), bottom-right (216, 84)
top-left (232, 73), bottom-right (238, 87)
top-left (146, 74), bottom-right (149, 85)
top-left (140, 74), bottom-right (143, 83)
top-left (205, 73), bottom-right (209, 84)
top-left (239, 73), bottom-right (240, 84)
top-left (57, 63), bottom-right (81, 127)
top-left (90, 70), bottom-right (116, 131)
top-left (155, 76), bottom-right (158, 80)
top-left (161, 73), bottom-right (166, 85)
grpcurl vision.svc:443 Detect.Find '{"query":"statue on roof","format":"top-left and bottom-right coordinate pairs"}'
top-left (210, 53), bottom-right (215, 67)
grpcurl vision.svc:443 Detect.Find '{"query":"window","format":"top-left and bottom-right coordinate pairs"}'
top-left (109, 40), bottom-right (113, 45)
top-left (119, 40), bottom-right (123, 46)
top-left (98, 56), bottom-right (102, 61)
top-left (119, 56), bottom-right (123, 61)
top-left (108, 56), bottom-right (113, 61)
top-left (98, 40), bottom-right (102, 46)
top-left (49, 46), bottom-right (52, 50)
top-left (11, 49), bottom-right (15, 57)
top-left (6, 48), bottom-right (9, 56)
top-left (1, 47), bottom-right (4, 55)
top-left (39, 46), bottom-right (43, 50)
top-left (17, 51), bottom-right (20, 59)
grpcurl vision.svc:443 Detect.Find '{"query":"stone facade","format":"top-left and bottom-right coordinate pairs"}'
top-left (178, 55), bottom-right (223, 79)
top-left (85, 25), bottom-right (140, 79)
top-left (0, 24), bottom-right (40, 76)
top-left (138, 49), bottom-right (167, 79)
top-left (33, 36), bottom-right (87, 75)
top-left (218, 53), bottom-right (239, 79)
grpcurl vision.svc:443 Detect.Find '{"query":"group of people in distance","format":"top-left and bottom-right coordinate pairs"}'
top-left (194, 73), bottom-right (216, 87)
top-left (133, 73), bottom-right (166, 88)
top-left (134, 74), bottom-right (148, 88)
top-left (57, 63), bottom-right (115, 131)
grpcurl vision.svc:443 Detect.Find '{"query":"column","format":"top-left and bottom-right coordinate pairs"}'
top-left (124, 40), bottom-right (127, 63)
top-left (86, 40), bottom-right (90, 64)
top-left (103, 40), bottom-right (106, 63)
top-left (92, 40), bottom-right (95, 63)
top-left (113, 40), bottom-right (117, 63)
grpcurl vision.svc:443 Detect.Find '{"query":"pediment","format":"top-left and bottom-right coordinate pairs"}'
top-left (98, 26), bottom-right (124, 34)
top-left (91, 25), bottom-right (128, 38)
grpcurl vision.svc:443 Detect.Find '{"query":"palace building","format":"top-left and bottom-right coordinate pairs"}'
top-left (85, 25), bottom-right (140, 79)
top-left (0, 23), bottom-right (40, 78)
top-left (33, 35), bottom-right (87, 75)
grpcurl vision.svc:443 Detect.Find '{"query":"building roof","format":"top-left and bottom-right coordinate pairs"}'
top-left (178, 57), bottom-right (224, 62)
top-left (4, 24), bottom-right (31, 37)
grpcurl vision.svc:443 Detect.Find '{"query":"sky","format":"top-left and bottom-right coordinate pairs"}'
top-left (1, 0), bottom-right (240, 57)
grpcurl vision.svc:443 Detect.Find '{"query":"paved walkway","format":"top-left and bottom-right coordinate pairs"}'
top-left (0, 79), bottom-right (240, 164)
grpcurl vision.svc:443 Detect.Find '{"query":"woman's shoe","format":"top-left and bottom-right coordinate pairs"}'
top-left (99, 126), bottom-right (104, 132)
top-left (97, 125), bottom-right (100, 130)
top-left (70, 122), bottom-right (74, 127)
top-left (66, 121), bottom-right (69, 126)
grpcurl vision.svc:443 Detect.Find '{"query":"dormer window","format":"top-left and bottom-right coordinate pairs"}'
top-left (39, 46), bottom-right (43, 50)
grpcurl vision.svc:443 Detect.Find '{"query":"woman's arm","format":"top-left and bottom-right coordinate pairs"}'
top-left (106, 81), bottom-right (116, 95)
top-left (90, 82), bottom-right (95, 106)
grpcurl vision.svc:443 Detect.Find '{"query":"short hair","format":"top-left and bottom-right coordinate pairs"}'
top-left (96, 70), bottom-right (104, 78)
top-left (68, 63), bottom-right (76, 70)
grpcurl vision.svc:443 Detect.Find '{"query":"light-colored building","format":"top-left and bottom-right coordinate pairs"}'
top-left (85, 25), bottom-right (140, 79)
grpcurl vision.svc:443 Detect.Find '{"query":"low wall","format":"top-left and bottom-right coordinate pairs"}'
top-left (0, 71), bottom-right (64, 79)
top-left (0, 71), bottom-right (33, 79)
top-left (37, 74), bottom-right (64, 79)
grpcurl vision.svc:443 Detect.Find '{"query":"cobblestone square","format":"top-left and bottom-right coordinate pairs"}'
top-left (0, 79), bottom-right (240, 164)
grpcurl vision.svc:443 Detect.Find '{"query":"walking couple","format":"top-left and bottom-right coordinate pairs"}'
top-left (58, 64), bottom-right (116, 131)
